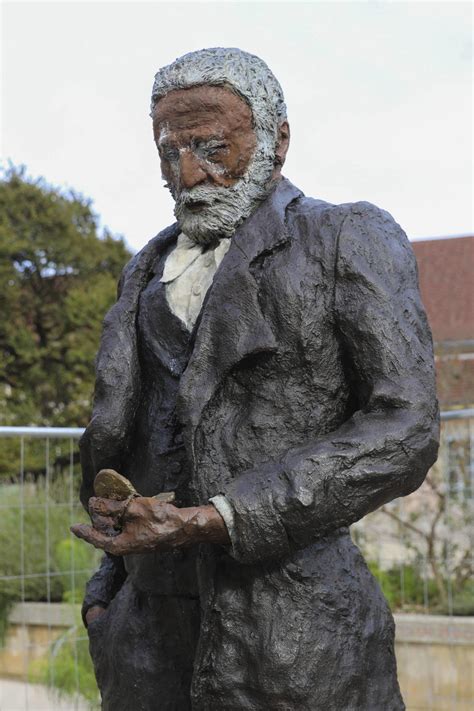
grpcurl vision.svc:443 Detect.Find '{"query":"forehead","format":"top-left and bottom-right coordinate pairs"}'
top-left (152, 85), bottom-right (254, 135)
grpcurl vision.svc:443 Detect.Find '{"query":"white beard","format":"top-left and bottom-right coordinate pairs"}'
top-left (172, 142), bottom-right (276, 246)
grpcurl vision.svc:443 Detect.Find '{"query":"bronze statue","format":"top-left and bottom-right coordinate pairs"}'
top-left (72, 47), bottom-right (439, 710)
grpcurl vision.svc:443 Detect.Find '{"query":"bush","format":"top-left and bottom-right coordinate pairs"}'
top-left (368, 560), bottom-right (474, 614)
top-left (0, 477), bottom-right (99, 639)
top-left (368, 560), bottom-right (440, 610)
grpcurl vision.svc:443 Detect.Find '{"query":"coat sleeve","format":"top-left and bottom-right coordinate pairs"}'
top-left (78, 257), bottom-right (136, 624)
top-left (78, 251), bottom-right (142, 509)
top-left (223, 202), bottom-right (440, 564)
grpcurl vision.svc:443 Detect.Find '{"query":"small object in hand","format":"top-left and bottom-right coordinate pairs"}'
top-left (92, 469), bottom-right (176, 536)
top-left (94, 469), bottom-right (139, 501)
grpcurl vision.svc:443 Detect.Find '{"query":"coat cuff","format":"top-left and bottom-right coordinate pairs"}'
top-left (220, 463), bottom-right (292, 565)
top-left (209, 495), bottom-right (237, 548)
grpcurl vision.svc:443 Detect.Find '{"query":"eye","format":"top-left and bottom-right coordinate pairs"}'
top-left (198, 142), bottom-right (229, 163)
top-left (208, 144), bottom-right (227, 155)
top-left (208, 144), bottom-right (227, 156)
top-left (159, 145), bottom-right (179, 162)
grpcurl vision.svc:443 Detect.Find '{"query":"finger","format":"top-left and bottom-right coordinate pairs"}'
top-left (88, 496), bottom-right (128, 519)
top-left (85, 605), bottom-right (107, 627)
top-left (89, 513), bottom-right (119, 536)
top-left (70, 524), bottom-right (118, 553)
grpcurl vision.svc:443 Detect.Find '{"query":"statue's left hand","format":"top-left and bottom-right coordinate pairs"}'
top-left (70, 496), bottom-right (230, 555)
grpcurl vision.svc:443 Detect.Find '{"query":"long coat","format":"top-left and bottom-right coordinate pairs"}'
top-left (80, 178), bottom-right (439, 710)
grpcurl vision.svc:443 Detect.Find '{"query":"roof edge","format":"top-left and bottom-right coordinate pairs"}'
top-left (410, 233), bottom-right (473, 243)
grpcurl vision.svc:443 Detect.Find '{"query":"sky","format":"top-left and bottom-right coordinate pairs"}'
top-left (1, 1), bottom-right (472, 253)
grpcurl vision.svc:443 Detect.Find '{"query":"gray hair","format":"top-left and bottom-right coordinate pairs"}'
top-left (150, 47), bottom-right (287, 144)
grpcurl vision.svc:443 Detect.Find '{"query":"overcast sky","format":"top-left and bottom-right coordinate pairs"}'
top-left (2, 1), bottom-right (472, 253)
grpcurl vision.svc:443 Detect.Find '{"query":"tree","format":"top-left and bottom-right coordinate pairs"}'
top-left (0, 165), bottom-right (132, 473)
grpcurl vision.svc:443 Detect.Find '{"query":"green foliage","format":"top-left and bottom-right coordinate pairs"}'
top-left (0, 478), bottom-right (100, 640)
top-left (369, 560), bottom-right (439, 610)
top-left (447, 580), bottom-right (474, 616)
top-left (0, 594), bottom-right (13, 647)
top-left (0, 164), bottom-right (131, 475)
top-left (29, 607), bottom-right (100, 709)
top-left (368, 560), bottom-right (474, 615)
top-left (55, 538), bottom-right (98, 604)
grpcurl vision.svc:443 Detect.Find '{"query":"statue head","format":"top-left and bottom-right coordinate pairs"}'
top-left (151, 48), bottom-right (290, 244)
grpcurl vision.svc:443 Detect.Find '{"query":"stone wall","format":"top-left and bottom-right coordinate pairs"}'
top-left (0, 603), bottom-right (76, 679)
top-left (394, 614), bottom-right (473, 711)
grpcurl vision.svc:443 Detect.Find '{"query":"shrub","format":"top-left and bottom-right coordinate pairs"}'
top-left (0, 477), bottom-right (99, 640)
top-left (368, 559), bottom-right (474, 614)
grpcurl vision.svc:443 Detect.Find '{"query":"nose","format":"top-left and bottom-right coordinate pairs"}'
top-left (178, 150), bottom-right (207, 190)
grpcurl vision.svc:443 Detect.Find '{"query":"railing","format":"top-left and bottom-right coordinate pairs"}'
top-left (439, 408), bottom-right (474, 420)
top-left (0, 427), bottom-right (85, 438)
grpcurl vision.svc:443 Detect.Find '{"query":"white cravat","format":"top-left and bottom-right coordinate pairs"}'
top-left (161, 232), bottom-right (236, 542)
top-left (161, 232), bottom-right (231, 331)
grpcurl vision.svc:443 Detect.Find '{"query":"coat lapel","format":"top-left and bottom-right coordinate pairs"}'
top-left (80, 223), bottom-right (179, 504)
top-left (177, 178), bottom-right (303, 442)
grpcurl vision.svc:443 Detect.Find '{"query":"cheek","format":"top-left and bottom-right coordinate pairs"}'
top-left (224, 142), bottom-right (255, 178)
top-left (203, 160), bottom-right (227, 177)
top-left (206, 150), bottom-right (248, 183)
top-left (206, 166), bottom-right (241, 187)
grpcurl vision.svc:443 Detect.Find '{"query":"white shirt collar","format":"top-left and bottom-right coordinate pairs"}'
top-left (160, 233), bottom-right (202, 283)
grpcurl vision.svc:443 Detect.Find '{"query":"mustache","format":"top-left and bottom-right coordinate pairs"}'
top-left (175, 185), bottom-right (231, 211)
top-left (170, 142), bottom-right (276, 244)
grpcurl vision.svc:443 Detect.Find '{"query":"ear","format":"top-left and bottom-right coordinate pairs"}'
top-left (274, 121), bottom-right (290, 171)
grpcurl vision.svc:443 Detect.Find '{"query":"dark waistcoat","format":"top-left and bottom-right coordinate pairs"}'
top-left (122, 245), bottom-right (199, 596)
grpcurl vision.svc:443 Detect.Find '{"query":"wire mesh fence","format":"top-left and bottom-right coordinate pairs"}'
top-left (353, 409), bottom-right (474, 617)
top-left (0, 428), bottom-right (98, 710)
top-left (0, 413), bottom-right (472, 710)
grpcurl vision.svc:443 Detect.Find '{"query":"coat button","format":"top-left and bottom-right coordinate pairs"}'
top-left (192, 284), bottom-right (201, 296)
